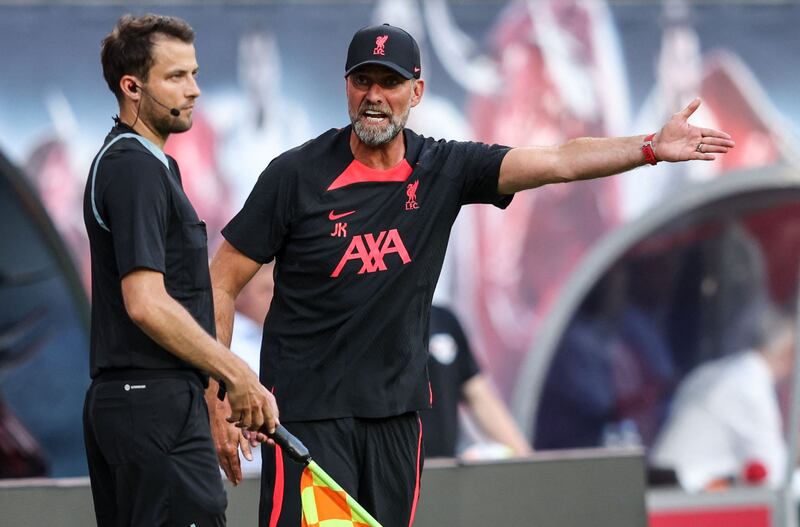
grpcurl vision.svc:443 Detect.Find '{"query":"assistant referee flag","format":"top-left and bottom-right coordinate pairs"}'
top-left (300, 462), bottom-right (375, 527)
top-left (269, 425), bottom-right (383, 527)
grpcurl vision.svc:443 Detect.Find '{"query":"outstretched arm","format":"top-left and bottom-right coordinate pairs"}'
top-left (497, 98), bottom-right (735, 194)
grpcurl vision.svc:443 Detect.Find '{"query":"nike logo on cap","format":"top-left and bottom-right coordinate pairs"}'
top-left (329, 210), bottom-right (356, 221)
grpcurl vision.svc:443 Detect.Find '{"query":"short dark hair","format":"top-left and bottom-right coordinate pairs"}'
top-left (101, 13), bottom-right (194, 101)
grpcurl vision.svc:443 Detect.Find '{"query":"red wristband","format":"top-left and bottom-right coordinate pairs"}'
top-left (642, 133), bottom-right (658, 165)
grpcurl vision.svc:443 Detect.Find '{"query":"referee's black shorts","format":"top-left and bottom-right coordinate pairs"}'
top-left (83, 371), bottom-right (226, 526)
top-left (260, 412), bottom-right (424, 527)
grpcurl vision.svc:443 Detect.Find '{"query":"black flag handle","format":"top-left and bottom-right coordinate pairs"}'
top-left (269, 424), bottom-right (311, 465)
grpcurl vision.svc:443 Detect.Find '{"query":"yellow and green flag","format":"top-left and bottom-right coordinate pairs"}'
top-left (300, 461), bottom-right (382, 527)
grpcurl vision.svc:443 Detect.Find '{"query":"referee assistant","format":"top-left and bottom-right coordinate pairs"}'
top-left (208, 23), bottom-right (734, 527)
top-left (82, 14), bottom-right (277, 526)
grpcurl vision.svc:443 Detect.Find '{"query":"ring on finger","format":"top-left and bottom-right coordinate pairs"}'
top-left (696, 143), bottom-right (703, 153)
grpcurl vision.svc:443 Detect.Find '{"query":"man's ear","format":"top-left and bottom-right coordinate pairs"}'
top-left (410, 78), bottom-right (425, 108)
top-left (120, 75), bottom-right (141, 100)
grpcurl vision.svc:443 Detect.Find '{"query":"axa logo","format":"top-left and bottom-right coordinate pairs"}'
top-left (374, 35), bottom-right (388, 56)
top-left (331, 228), bottom-right (411, 277)
top-left (405, 180), bottom-right (419, 210)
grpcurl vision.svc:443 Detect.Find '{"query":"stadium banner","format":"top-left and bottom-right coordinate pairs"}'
top-left (1, 0), bottom-right (799, 477)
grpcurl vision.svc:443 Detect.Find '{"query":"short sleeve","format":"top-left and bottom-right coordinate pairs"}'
top-left (98, 151), bottom-right (170, 278)
top-left (449, 141), bottom-right (513, 208)
top-left (222, 156), bottom-right (297, 263)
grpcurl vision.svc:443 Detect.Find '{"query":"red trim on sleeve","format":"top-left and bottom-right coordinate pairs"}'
top-left (327, 159), bottom-right (413, 191)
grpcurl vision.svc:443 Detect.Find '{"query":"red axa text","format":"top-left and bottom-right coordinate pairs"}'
top-left (330, 228), bottom-right (412, 278)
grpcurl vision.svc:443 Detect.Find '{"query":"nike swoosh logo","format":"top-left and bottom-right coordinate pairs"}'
top-left (329, 210), bottom-right (356, 221)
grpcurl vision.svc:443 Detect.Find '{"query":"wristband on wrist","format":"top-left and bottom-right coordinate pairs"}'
top-left (642, 133), bottom-right (658, 165)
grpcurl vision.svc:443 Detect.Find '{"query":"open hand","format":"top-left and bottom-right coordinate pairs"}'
top-left (653, 98), bottom-right (735, 162)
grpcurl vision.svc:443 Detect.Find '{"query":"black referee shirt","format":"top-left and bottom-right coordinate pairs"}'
top-left (223, 125), bottom-right (511, 421)
top-left (83, 123), bottom-right (213, 381)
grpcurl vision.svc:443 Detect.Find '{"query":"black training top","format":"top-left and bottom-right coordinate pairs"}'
top-left (422, 305), bottom-right (481, 457)
top-left (83, 123), bottom-right (214, 382)
top-left (222, 125), bottom-right (511, 421)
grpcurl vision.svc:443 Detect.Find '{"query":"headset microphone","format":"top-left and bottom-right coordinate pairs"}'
top-left (132, 84), bottom-right (181, 117)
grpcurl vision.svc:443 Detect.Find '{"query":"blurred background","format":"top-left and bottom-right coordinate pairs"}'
top-left (2, 0), bottom-right (800, 524)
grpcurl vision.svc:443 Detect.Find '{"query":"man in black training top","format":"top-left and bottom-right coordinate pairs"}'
top-left (83, 14), bottom-right (277, 526)
top-left (208, 23), bottom-right (734, 527)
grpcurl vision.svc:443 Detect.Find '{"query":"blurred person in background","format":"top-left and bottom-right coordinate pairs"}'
top-left (535, 266), bottom-right (674, 450)
top-left (650, 308), bottom-right (794, 492)
top-left (209, 28), bottom-right (312, 210)
top-left (424, 304), bottom-right (531, 459)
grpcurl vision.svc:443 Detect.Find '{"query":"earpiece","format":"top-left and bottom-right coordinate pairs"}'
top-left (127, 83), bottom-right (180, 117)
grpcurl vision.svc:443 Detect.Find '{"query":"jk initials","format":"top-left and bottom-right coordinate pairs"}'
top-left (331, 228), bottom-right (412, 277)
top-left (330, 222), bottom-right (348, 237)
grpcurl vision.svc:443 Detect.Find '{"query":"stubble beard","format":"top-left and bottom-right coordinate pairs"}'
top-left (350, 103), bottom-right (410, 147)
top-left (142, 101), bottom-right (192, 138)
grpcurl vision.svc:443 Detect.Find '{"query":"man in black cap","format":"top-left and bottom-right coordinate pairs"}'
top-left (208, 23), bottom-right (734, 526)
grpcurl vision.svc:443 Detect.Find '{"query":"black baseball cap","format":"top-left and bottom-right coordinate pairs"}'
top-left (345, 23), bottom-right (421, 80)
